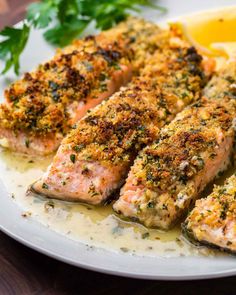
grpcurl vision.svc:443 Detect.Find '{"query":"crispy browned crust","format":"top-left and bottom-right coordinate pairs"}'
top-left (0, 17), bottom-right (168, 138)
top-left (28, 38), bottom-right (207, 204)
top-left (117, 97), bottom-right (236, 228)
top-left (183, 173), bottom-right (236, 254)
top-left (204, 60), bottom-right (236, 100)
top-left (137, 99), bottom-right (235, 192)
top-left (64, 45), bottom-right (206, 168)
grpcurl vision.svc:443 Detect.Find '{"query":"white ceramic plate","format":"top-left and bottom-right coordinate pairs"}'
top-left (1, 0), bottom-right (236, 280)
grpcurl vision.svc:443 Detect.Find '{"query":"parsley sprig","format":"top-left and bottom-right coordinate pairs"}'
top-left (0, 0), bottom-right (166, 75)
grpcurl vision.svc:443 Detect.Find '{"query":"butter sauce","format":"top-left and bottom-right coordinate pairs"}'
top-left (0, 148), bottom-right (218, 257)
top-left (2, 10), bottom-right (236, 258)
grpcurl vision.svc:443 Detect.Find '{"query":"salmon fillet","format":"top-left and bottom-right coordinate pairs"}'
top-left (183, 173), bottom-right (236, 254)
top-left (31, 39), bottom-right (209, 204)
top-left (0, 17), bottom-right (168, 155)
top-left (113, 98), bottom-right (236, 229)
top-left (204, 60), bottom-right (236, 100)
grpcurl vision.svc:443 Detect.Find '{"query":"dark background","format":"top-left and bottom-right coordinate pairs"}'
top-left (0, 1), bottom-right (236, 294)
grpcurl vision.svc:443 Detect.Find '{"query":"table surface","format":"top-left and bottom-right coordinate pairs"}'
top-left (0, 1), bottom-right (236, 294)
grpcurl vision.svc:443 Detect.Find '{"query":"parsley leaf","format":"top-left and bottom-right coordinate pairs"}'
top-left (44, 0), bottom-right (89, 46)
top-left (87, 0), bottom-right (166, 31)
top-left (0, 23), bottom-right (30, 75)
top-left (27, 0), bottom-right (57, 29)
top-left (44, 19), bottom-right (89, 46)
top-left (57, 0), bottom-right (79, 24)
top-left (0, 0), bottom-right (166, 75)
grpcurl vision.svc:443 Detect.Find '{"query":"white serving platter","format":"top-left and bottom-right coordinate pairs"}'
top-left (1, 0), bottom-right (236, 280)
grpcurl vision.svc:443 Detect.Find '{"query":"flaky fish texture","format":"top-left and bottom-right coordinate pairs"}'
top-left (183, 173), bottom-right (236, 254)
top-left (0, 17), bottom-right (169, 155)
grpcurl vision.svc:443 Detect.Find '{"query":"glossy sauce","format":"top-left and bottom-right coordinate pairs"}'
top-left (0, 149), bottom-right (219, 257)
top-left (1, 10), bottom-right (236, 257)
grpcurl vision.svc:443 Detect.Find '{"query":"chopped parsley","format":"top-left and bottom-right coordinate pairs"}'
top-left (70, 154), bottom-right (76, 163)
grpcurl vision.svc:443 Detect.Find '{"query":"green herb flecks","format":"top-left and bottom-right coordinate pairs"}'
top-left (70, 153), bottom-right (76, 163)
top-left (42, 182), bottom-right (49, 189)
top-left (141, 232), bottom-right (150, 239)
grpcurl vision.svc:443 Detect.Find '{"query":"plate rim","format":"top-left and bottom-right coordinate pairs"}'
top-left (2, 219), bottom-right (236, 281)
top-left (1, 3), bottom-right (236, 281)
top-left (1, 164), bottom-right (236, 281)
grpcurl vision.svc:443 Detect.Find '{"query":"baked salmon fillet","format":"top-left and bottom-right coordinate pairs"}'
top-left (0, 17), bottom-right (168, 155)
top-left (31, 40), bottom-right (209, 204)
top-left (113, 98), bottom-right (236, 229)
top-left (183, 173), bottom-right (236, 254)
top-left (204, 60), bottom-right (236, 100)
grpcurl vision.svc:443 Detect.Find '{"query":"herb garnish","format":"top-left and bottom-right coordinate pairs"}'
top-left (42, 182), bottom-right (49, 189)
top-left (70, 154), bottom-right (76, 163)
top-left (0, 0), bottom-right (166, 75)
top-left (142, 232), bottom-right (150, 239)
top-left (25, 138), bottom-right (30, 148)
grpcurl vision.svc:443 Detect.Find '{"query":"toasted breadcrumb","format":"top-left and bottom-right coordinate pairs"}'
top-left (0, 17), bottom-right (167, 137)
top-left (114, 97), bottom-right (236, 229)
top-left (184, 173), bottom-right (236, 253)
top-left (32, 38), bottom-right (208, 205)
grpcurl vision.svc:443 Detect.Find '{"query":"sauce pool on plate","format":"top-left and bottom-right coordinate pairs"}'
top-left (0, 149), bottom-right (217, 257)
top-left (1, 8), bottom-right (236, 257)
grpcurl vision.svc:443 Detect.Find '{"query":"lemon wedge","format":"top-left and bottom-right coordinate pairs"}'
top-left (210, 42), bottom-right (236, 58)
top-left (173, 6), bottom-right (236, 57)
